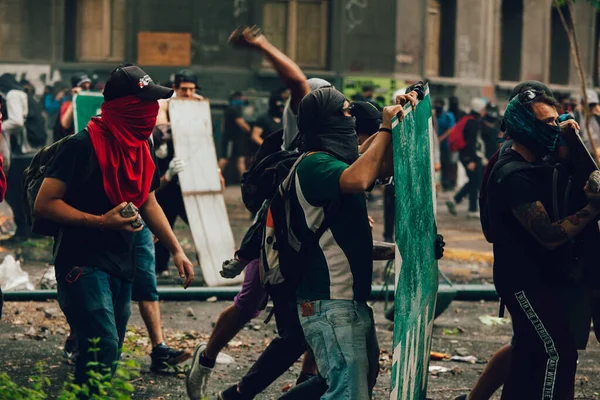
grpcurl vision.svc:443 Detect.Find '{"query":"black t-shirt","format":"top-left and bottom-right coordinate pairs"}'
top-left (223, 106), bottom-right (245, 142)
top-left (249, 114), bottom-right (283, 154)
top-left (47, 130), bottom-right (160, 280)
top-left (255, 114), bottom-right (283, 139)
top-left (489, 149), bottom-right (570, 289)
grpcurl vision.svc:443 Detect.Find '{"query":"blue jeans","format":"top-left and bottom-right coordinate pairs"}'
top-left (297, 300), bottom-right (379, 400)
top-left (57, 267), bottom-right (132, 384)
top-left (131, 225), bottom-right (159, 302)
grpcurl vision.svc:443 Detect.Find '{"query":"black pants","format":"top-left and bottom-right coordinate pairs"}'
top-left (6, 155), bottom-right (33, 237)
top-left (500, 286), bottom-right (577, 399)
top-left (237, 285), bottom-right (307, 398)
top-left (440, 147), bottom-right (457, 190)
top-left (454, 159), bottom-right (483, 212)
top-left (383, 184), bottom-right (395, 242)
top-left (155, 184), bottom-right (188, 273)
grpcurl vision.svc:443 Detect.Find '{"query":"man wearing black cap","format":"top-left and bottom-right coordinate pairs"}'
top-left (54, 72), bottom-right (93, 142)
top-left (34, 64), bottom-right (194, 388)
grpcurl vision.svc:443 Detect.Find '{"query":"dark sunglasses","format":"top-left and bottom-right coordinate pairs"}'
top-left (341, 103), bottom-right (354, 113)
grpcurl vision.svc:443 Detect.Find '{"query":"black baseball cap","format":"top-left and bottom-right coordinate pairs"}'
top-left (509, 80), bottom-right (553, 101)
top-left (103, 65), bottom-right (173, 101)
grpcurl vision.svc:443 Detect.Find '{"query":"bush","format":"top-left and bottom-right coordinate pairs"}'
top-left (0, 338), bottom-right (140, 400)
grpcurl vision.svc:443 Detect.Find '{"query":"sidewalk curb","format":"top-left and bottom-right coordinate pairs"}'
top-left (444, 248), bottom-right (494, 264)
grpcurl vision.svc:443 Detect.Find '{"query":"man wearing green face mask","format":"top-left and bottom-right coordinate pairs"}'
top-left (484, 89), bottom-right (600, 399)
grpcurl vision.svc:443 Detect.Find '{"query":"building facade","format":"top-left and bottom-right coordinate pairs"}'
top-left (0, 0), bottom-right (598, 106)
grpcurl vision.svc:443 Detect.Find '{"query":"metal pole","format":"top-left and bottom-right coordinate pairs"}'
top-left (2, 284), bottom-right (498, 302)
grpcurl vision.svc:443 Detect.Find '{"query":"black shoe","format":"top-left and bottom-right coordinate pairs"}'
top-left (150, 344), bottom-right (192, 372)
top-left (454, 395), bottom-right (468, 400)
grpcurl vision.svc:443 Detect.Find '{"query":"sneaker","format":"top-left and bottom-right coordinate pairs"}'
top-left (446, 200), bottom-right (457, 216)
top-left (186, 343), bottom-right (213, 400)
top-left (150, 344), bottom-right (192, 372)
top-left (467, 211), bottom-right (480, 219)
top-left (63, 337), bottom-right (79, 363)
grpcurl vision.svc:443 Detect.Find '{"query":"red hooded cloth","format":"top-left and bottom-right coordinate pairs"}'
top-left (87, 95), bottom-right (158, 208)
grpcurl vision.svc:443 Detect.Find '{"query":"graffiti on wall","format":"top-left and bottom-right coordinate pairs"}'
top-left (346, 0), bottom-right (369, 33)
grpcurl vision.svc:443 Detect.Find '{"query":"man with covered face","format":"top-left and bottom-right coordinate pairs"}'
top-left (486, 87), bottom-right (600, 399)
top-left (289, 87), bottom-right (409, 399)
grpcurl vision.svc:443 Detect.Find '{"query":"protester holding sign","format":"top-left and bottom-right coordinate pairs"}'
top-left (283, 87), bottom-right (411, 399)
top-left (484, 87), bottom-right (600, 399)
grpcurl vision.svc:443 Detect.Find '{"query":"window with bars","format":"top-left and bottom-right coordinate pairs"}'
top-left (76, 0), bottom-right (126, 62)
top-left (262, 0), bottom-right (328, 69)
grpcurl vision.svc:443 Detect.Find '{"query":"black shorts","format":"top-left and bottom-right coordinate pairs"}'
top-left (222, 137), bottom-right (249, 159)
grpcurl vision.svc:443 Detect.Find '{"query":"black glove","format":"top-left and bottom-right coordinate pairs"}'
top-left (220, 258), bottom-right (249, 279)
top-left (406, 81), bottom-right (426, 101)
top-left (435, 234), bottom-right (445, 260)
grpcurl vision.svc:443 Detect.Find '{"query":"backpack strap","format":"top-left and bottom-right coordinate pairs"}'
top-left (280, 152), bottom-right (339, 251)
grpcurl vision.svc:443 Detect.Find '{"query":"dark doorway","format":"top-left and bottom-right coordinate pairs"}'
top-left (500, 0), bottom-right (523, 81)
top-left (439, 0), bottom-right (457, 77)
top-left (550, 4), bottom-right (571, 85)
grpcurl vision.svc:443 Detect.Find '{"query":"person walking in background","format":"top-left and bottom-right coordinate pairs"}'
top-left (250, 91), bottom-right (284, 148)
top-left (54, 72), bottom-right (92, 142)
top-left (446, 97), bottom-right (487, 218)
top-left (434, 98), bottom-right (456, 191)
top-left (575, 89), bottom-right (600, 158)
top-left (42, 83), bottom-right (68, 131)
top-left (481, 102), bottom-right (502, 161)
top-left (0, 73), bottom-right (46, 242)
top-left (218, 91), bottom-right (252, 181)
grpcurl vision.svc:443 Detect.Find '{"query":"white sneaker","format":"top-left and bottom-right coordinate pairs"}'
top-left (467, 211), bottom-right (480, 219)
top-left (186, 343), bottom-right (213, 400)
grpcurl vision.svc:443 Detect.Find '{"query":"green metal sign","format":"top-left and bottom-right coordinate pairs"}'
top-left (390, 85), bottom-right (438, 400)
top-left (72, 92), bottom-right (104, 133)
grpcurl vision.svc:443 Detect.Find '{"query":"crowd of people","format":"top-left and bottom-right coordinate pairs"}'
top-left (1, 22), bottom-right (600, 400)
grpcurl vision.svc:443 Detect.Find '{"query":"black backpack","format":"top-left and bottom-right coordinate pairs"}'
top-left (241, 129), bottom-right (300, 214)
top-left (482, 156), bottom-right (552, 243)
top-left (23, 131), bottom-right (93, 236)
top-left (24, 94), bottom-right (48, 148)
top-left (258, 153), bottom-right (337, 290)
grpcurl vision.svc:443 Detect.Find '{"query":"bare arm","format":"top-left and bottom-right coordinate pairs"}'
top-left (140, 191), bottom-right (194, 287)
top-left (340, 105), bottom-right (405, 193)
top-left (34, 177), bottom-right (139, 231)
top-left (511, 200), bottom-right (600, 250)
top-left (358, 132), bottom-right (378, 154)
top-left (235, 117), bottom-right (251, 134)
top-left (251, 126), bottom-right (264, 146)
top-left (60, 103), bottom-right (74, 130)
top-left (230, 27), bottom-right (310, 113)
top-left (35, 177), bottom-right (102, 227)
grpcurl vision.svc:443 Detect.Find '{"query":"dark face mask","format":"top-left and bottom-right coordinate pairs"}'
top-left (297, 87), bottom-right (360, 164)
top-left (299, 115), bottom-right (359, 164)
top-left (435, 106), bottom-right (443, 115)
top-left (504, 96), bottom-right (560, 157)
